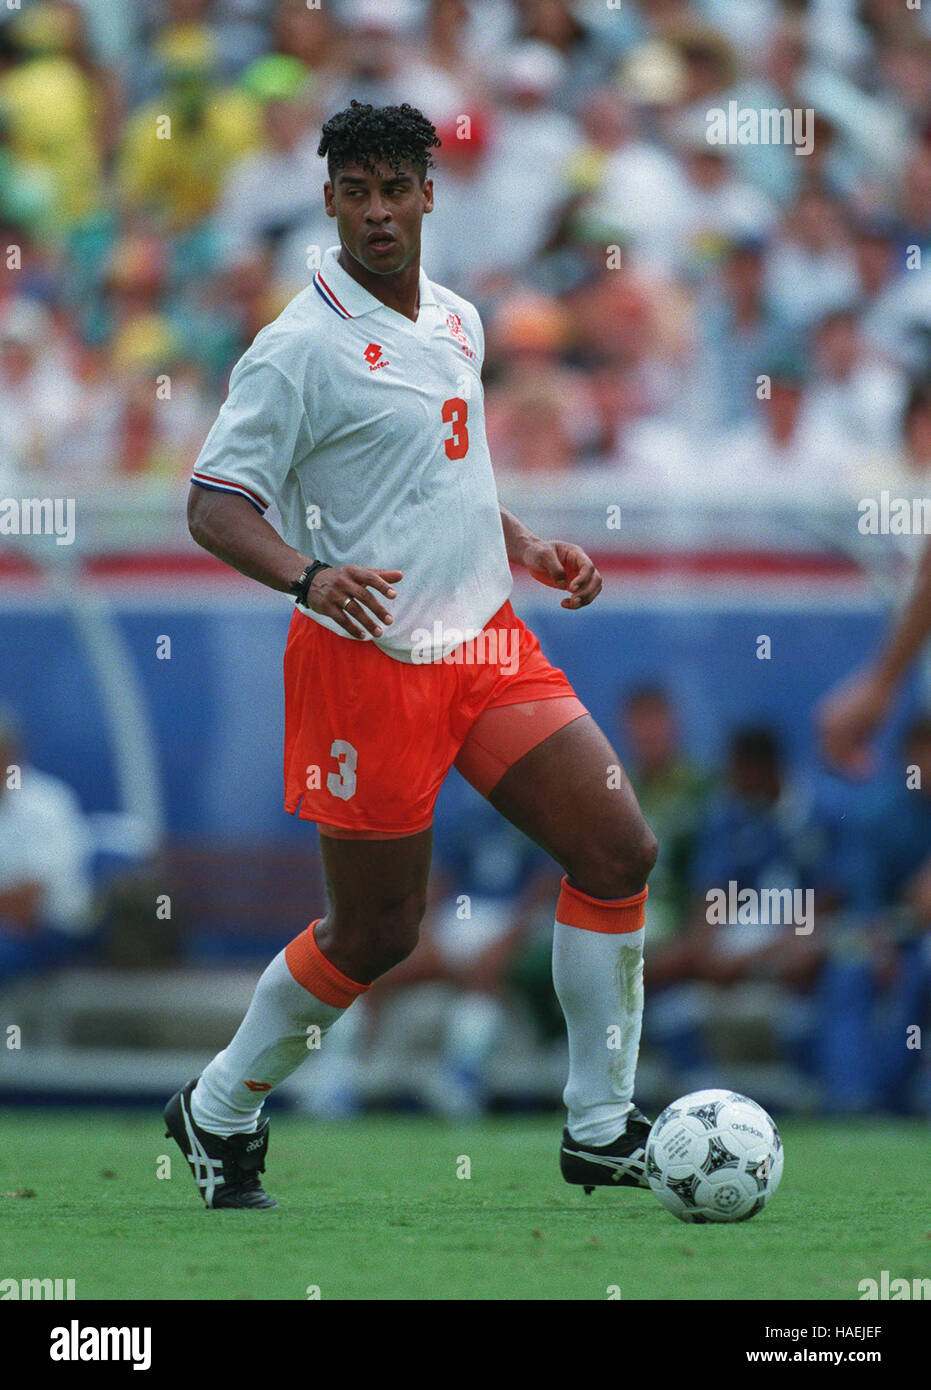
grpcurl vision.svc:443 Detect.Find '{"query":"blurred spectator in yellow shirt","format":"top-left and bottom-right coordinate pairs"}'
top-left (0, 1), bottom-right (110, 231)
top-left (117, 25), bottom-right (260, 233)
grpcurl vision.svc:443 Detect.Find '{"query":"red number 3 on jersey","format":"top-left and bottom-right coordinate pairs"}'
top-left (441, 397), bottom-right (469, 460)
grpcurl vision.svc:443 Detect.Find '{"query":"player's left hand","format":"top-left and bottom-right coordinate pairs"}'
top-left (521, 539), bottom-right (602, 609)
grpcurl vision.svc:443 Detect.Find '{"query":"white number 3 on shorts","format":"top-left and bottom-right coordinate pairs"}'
top-left (326, 739), bottom-right (358, 800)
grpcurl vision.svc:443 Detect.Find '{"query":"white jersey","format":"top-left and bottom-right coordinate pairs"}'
top-left (191, 244), bottom-right (513, 662)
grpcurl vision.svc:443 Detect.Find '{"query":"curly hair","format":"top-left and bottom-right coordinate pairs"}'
top-left (318, 100), bottom-right (441, 183)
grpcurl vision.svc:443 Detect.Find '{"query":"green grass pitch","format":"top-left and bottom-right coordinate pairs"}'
top-left (0, 1111), bottom-right (927, 1300)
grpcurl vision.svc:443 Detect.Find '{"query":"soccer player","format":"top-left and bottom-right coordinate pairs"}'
top-left (166, 102), bottom-right (658, 1209)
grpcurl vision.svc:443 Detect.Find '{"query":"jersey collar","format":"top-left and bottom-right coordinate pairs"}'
top-left (316, 244), bottom-right (437, 320)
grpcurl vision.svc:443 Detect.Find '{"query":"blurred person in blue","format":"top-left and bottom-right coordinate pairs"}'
top-left (649, 726), bottom-right (843, 1088)
top-left (763, 185), bottom-right (860, 334)
top-left (693, 236), bottom-right (790, 431)
top-left (849, 144), bottom-right (931, 379)
top-left (857, 215), bottom-right (931, 375)
top-left (0, 708), bottom-right (95, 987)
top-left (813, 714), bottom-right (931, 1114)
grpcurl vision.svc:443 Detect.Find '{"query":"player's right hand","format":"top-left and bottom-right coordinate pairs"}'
top-left (816, 666), bottom-right (895, 777)
top-left (308, 565), bottom-right (402, 639)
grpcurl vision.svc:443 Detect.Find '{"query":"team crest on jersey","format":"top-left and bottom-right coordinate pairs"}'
top-left (364, 342), bottom-right (389, 371)
top-left (446, 312), bottom-right (476, 359)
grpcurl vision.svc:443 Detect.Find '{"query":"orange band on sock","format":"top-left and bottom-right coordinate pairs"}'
top-left (284, 919), bottom-right (370, 1007)
top-left (556, 877), bottom-right (648, 934)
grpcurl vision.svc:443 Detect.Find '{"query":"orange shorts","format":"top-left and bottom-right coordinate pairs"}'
top-left (283, 599), bottom-right (588, 837)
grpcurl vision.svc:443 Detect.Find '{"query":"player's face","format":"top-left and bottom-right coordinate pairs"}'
top-left (325, 160), bottom-right (433, 275)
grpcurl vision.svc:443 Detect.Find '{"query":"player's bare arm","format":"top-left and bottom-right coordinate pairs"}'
top-left (818, 534), bottom-right (931, 775)
top-left (187, 486), bottom-right (401, 640)
top-left (499, 504), bottom-right (603, 609)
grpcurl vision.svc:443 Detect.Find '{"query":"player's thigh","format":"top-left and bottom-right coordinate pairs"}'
top-left (485, 713), bottom-right (657, 896)
top-left (317, 825), bottom-right (433, 931)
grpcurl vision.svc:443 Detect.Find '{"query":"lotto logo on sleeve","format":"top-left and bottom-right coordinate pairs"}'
top-left (364, 343), bottom-right (389, 371)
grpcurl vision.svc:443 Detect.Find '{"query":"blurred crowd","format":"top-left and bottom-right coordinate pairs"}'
top-left (0, 0), bottom-right (929, 499)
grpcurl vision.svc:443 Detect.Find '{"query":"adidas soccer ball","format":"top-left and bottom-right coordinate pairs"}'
top-left (645, 1089), bottom-right (783, 1223)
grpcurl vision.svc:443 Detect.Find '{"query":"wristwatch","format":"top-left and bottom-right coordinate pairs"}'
top-left (290, 560), bottom-right (331, 607)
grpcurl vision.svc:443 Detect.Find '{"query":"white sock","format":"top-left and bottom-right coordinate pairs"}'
top-left (191, 949), bottom-right (345, 1137)
top-left (552, 919), bottom-right (645, 1147)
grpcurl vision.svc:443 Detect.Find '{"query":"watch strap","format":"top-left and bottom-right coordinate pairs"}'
top-left (290, 560), bottom-right (331, 606)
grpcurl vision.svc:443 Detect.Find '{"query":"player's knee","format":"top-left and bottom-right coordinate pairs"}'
top-left (371, 916), bottom-right (422, 973)
top-left (335, 889), bottom-right (427, 976)
top-left (568, 822), bottom-right (658, 901)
